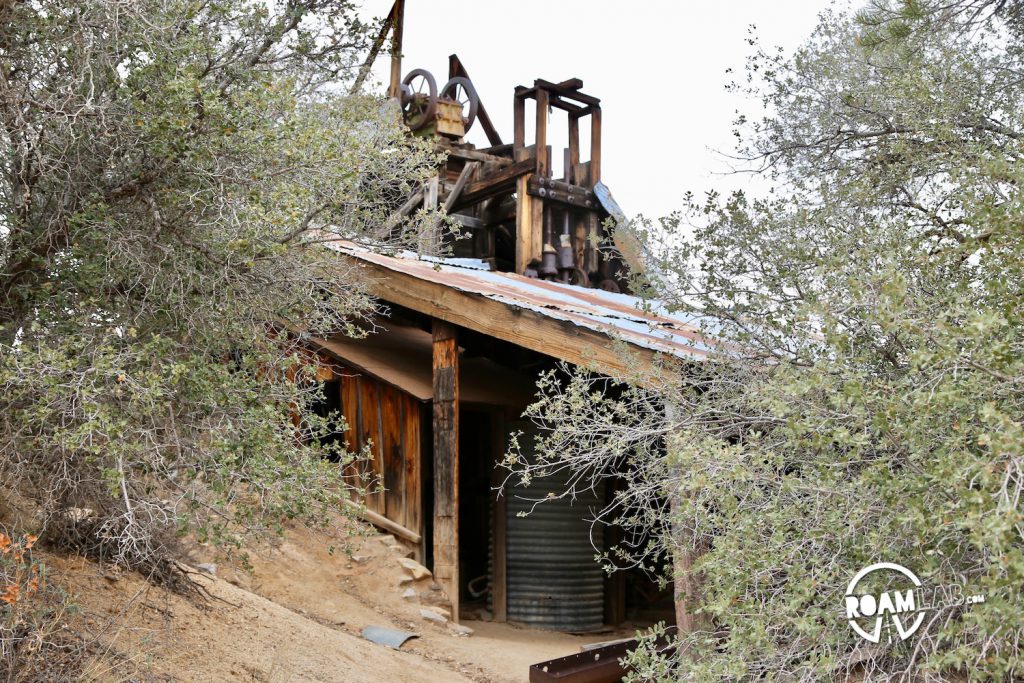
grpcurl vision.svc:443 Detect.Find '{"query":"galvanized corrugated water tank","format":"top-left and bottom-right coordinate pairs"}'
top-left (504, 467), bottom-right (606, 632)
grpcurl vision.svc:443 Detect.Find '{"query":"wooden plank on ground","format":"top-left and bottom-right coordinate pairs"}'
top-left (343, 500), bottom-right (421, 544)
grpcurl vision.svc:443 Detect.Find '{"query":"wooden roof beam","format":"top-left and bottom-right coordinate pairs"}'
top-left (516, 79), bottom-right (600, 107)
top-left (347, 255), bottom-right (666, 379)
top-left (548, 96), bottom-right (585, 114)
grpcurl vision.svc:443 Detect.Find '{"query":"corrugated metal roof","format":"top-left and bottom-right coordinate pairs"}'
top-left (321, 241), bottom-right (715, 361)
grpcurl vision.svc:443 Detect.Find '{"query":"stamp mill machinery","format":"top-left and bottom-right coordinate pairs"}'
top-left (354, 0), bottom-right (631, 293)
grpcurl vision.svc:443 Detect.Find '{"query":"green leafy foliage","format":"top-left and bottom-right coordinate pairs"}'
top-left (512, 1), bottom-right (1024, 679)
top-left (0, 1), bottom-right (437, 574)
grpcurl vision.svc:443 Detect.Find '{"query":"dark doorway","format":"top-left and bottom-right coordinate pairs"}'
top-left (309, 379), bottom-right (345, 461)
top-left (458, 408), bottom-right (495, 616)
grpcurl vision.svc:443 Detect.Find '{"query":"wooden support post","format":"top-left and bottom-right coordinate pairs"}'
top-left (424, 175), bottom-right (439, 209)
top-left (420, 175), bottom-right (440, 255)
top-left (511, 87), bottom-right (549, 274)
top-left (387, 0), bottom-right (405, 100)
top-left (589, 106), bottom-right (602, 185)
top-left (513, 89), bottom-right (526, 154)
top-left (432, 320), bottom-right (460, 622)
top-left (568, 115), bottom-right (580, 185)
top-left (535, 88), bottom-right (549, 178)
top-left (515, 174), bottom-right (543, 275)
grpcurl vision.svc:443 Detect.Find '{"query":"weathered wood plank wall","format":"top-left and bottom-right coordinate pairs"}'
top-left (329, 361), bottom-right (423, 545)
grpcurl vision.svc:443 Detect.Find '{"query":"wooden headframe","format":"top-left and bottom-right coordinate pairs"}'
top-left (512, 80), bottom-right (603, 276)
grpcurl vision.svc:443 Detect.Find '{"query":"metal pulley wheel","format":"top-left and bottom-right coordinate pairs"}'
top-left (440, 76), bottom-right (479, 132)
top-left (400, 68), bottom-right (437, 131)
top-left (568, 267), bottom-right (590, 287)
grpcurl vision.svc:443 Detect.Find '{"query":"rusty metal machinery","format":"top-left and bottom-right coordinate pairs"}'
top-left (399, 68), bottom-right (437, 130)
top-left (352, 5), bottom-right (628, 290)
top-left (400, 68), bottom-right (479, 138)
top-left (440, 76), bottom-right (479, 131)
top-left (385, 53), bottom-right (632, 294)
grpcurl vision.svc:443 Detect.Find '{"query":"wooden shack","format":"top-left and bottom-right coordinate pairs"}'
top-left (298, 243), bottom-right (713, 628)
top-left (295, 1), bottom-right (715, 629)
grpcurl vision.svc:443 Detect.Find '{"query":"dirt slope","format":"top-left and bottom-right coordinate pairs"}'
top-left (224, 524), bottom-right (622, 682)
top-left (50, 552), bottom-right (474, 683)
top-left (47, 518), bottom-right (623, 682)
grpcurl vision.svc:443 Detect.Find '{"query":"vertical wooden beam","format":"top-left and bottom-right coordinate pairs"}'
top-left (432, 319), bottom-right (460, 622)
top-left (359, 378), bottom-right (383, 514)
top-left (387, 0), bottom-right (405, 100)
top-left (514, 176), bottom-right (532, 275)
top-left (513, 89), bottom-right (526, 154)
top-left (512, 88), bottom-right (548, 275)
top-left (531, 190), bottom-right (543, 270)
top-left (373, 381), bottom-right (385, 512)
top-left (424, 174), bottom-right (439, 209)
top-left (568, 115), bottom-right (580, 185)
top-left (589, 106), bottom-right (602, 185)
top-left (402, 394), bottom-right (423, 562)
top-left (354, 376), bottom-right (365, 502)
top-left (535, 88), bottom-right (549, 178)
top-left (421, 175), bottom-right (440, 255)
top-left (515, 175), bottom-right (543, 275)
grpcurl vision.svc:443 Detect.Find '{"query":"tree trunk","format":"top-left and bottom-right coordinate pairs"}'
top-left (666, 401), bottom-right (707, 649)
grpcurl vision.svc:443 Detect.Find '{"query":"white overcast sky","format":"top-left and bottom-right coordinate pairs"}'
top-left (356, 1), bottom-right (835, 219)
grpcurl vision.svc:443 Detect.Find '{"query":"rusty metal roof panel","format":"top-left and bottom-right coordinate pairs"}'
top-left (322, 241), bottom-right (715, 361)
